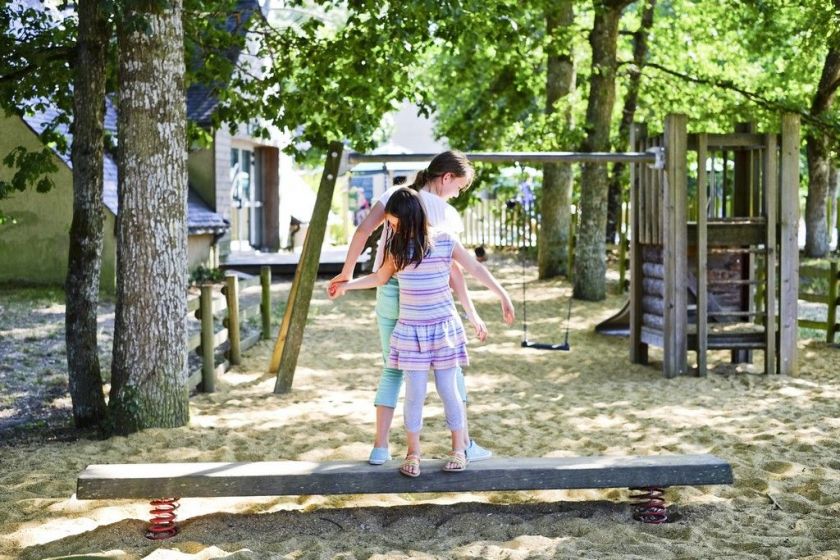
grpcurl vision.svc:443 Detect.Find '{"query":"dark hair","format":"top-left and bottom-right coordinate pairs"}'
top-left (384, 188), bottom-right (429, 271)
top-left (410, 150), bottom-right (474, 192)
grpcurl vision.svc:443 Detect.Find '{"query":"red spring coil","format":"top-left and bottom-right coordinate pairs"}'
top-left (630, 487), bottom-right (668, 524)
top-left (146, 497), bottom-right (180, 540)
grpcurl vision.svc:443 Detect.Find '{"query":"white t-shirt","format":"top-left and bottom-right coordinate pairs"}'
top-left (372, 186), bottom-right (464, 272)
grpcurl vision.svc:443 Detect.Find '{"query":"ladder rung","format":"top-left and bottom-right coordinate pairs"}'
top-left (707, 311), bottom-right (765, 318)
top-left (707, 217), bottom-right (767, 225)
top-left (704, 332), bottom-right (768, 350)
top-left (707, 247), bottom-right (768, 254)
top-left (707, 279), bottom-right (760, 286)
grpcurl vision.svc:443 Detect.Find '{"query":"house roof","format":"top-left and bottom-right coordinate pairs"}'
top-left (20, 103), bottom-right (228, 235)
top-left (186, 0), bottom-right (262, 126)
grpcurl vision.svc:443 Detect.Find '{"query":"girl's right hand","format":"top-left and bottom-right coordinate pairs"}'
top-left (465, 311), bottom-right (488, 342)
top-left (499, 291), bottom-right (515, 325)
top-left (327, 282), bottom-right (347, 300)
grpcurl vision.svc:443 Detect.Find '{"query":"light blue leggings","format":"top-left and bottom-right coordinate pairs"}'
top-left (374, 277), bottom-right (468, 408)
top-left (404, 367), bottom-right (464, 433)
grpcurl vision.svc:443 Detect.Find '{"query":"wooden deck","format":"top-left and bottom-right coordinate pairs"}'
top-left (77, 454), bottom-right (733, 499)
top-left (221, 246), bottom-right (370, 276)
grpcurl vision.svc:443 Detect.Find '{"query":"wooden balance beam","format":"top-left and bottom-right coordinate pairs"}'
top-left (78, 454), bottom-right (731, 499)
top-left (77, 454), bottom-right (732, 538)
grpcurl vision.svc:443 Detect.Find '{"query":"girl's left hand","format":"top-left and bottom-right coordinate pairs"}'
top-left (465, 311), bottom-right (488, 342)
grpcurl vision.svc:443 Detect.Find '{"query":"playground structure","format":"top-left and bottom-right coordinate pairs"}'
top-left (267, 117), bottom-right (801, 388)
top-left (266, 146), bottom-right (659, 391)
top-left (628, 114), bottom-right (800, 378)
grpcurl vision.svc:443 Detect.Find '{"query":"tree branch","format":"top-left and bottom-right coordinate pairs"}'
top-left (638, 60), bottom-right (840, 139)
top-left (0, 46), bottom-right (74, 84)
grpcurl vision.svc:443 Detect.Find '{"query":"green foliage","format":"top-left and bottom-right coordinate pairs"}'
top-left (0, 3), bottom-right (77, 220)
top-left (189, 265), bottom-right (226, 286)
top-left (0, 146), bottom-right (59, 199)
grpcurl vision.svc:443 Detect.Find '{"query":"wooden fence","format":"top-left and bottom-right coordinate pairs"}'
top-left (186, 266), bottom-right (273, 392)
top-left (461, 199), bottom-right (630, 292)
top-left (798, 262), bottom-right (839, 343)
top-left (461, 199), bottom-right (538, 249)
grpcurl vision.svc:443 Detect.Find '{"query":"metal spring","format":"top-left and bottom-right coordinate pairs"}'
top-left (146, 497), bottom-right (180, 540)
top-left (630, 487), bottom-right (668, 524)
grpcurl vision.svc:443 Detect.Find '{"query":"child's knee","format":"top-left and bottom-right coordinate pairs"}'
top-left (374, 368), bottom-right (403, 408)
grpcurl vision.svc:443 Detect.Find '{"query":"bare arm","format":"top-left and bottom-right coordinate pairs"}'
top-left (449, 263), bottom-right (487, 341)
top-left (451, 241), bottom-right (516, 325)
top-left (329, 201), bottom-right (386, 286)
top-left (329, 257), bottom-right (396, 299)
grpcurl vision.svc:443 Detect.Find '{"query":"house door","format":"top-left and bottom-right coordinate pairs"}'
top-left (230, 148), bottom-right (263, 251)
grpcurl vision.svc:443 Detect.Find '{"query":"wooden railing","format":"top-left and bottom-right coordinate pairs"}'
top-left (186, 266), bottom-right (273, 392)
top-left (461, 199), bottom-right (538, 249)
top-left (798, 262), bottom-right (839, 343)
top-left (461, 200), bottom-right (630, 292)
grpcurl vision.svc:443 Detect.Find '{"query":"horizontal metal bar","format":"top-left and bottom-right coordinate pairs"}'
top-left (348, 151), bottom-right (657, 165)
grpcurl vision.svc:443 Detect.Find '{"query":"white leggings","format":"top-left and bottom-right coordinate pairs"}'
top-left (403, 367), bottom-right (465, 433)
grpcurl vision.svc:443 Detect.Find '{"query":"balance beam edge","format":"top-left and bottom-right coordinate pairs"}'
top-left (76, 454), bottom-right (733, 500)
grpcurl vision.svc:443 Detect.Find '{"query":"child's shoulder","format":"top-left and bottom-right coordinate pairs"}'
top-left (428, 228), bottom-right (458, 251)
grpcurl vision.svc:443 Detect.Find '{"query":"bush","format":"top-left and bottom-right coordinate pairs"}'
top-left (189, 265), bottom-right (225, 286)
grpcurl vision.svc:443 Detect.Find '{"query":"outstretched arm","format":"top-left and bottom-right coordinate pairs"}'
top-left (329, 257), bottom-right (396, 299)
top-left (329, 201), bottom-right (386, 286)
top-left (449, 263), bottom-right (487, 342)
top-left (451, 241), bottom-right (516, 325)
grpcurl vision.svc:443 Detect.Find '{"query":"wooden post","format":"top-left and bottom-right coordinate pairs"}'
top-left (696, 133), bottom-right (709, 376)
top-left (260, 265), bottom-right (272, 340)
top-left (778, 114), bottom-right (800, 376)
top-left (199, 284), bottom-right (215, 393)
top-left (568, 208), bottom-right (577, 276)
top-left (763, 132), bottom-right (778, 375)
top-left (663, 114), bottom-right (688, 377)
top-left (270, 143), bottom-right (344, 392)
top-left (224, 274), bottom-right (241, 366)
top-left (618, 209), bottom-right (627, 294)
top-left (827, 262), bottom-right (838, 344)
top-left (630, 123), bottom-right (648, 364)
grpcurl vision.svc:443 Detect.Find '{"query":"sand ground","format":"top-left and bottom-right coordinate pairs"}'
top-left (1, 257), bottom-right (839, 559)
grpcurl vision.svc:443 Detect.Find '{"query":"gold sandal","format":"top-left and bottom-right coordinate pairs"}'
top-left (442, 450), bottom-right (468, 472)
top-left (399, 454), bottom-right (421, 477)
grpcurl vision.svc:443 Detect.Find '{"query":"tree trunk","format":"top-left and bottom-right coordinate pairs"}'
top-left (806, 135), bottom-right (833, 256)
top-left (538, 0), bottom-right (575, 279)
top-left (829, 167), bottom-right (838, 250)
top-left (574, 0), bottom-right (632, 301)
top-left (606, 0), bottom-right (655, 243)
top-left (65, 0), bottom-right (108, 429)
top-left (110, 0), bottom-right (189, 434)
top-left (804, 4), bottom-right (840, 258)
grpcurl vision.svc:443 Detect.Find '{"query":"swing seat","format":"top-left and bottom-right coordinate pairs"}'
top-left (522, 340), bottom-right (570, 351)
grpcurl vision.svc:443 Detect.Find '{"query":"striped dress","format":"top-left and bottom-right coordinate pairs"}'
top-left (388, 231), bottom-right (469, 371)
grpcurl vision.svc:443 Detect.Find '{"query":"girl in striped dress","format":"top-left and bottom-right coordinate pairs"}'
top-left (329, 187), bottom-right (512, 476)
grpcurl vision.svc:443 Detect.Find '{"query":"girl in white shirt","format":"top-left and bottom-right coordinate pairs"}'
top-left (329, 150), bottom-right (514, 469)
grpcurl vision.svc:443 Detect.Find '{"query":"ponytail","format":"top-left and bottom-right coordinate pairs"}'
top-left (409, 150), bottom-right (474, 191)
top-left (409, 169), bottom-right (429, 191)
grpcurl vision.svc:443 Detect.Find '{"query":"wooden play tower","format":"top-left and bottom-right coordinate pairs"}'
top-left (628, 114), bottom-right (801, 377)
